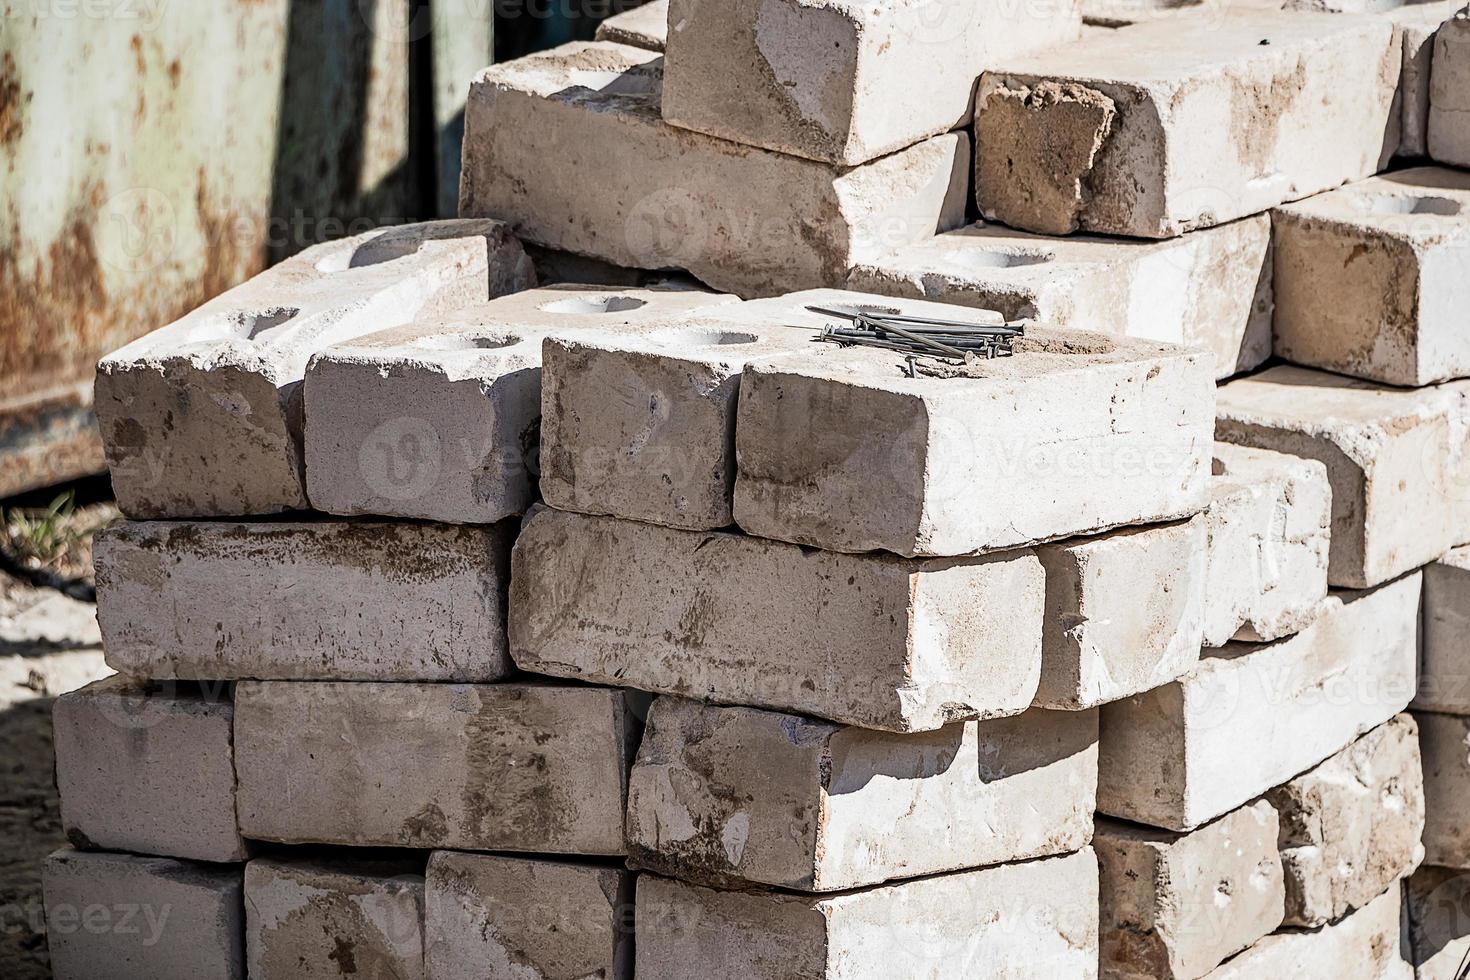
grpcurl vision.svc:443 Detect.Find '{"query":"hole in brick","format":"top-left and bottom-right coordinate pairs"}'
top-left (188, 307), bottom-right (301, 343)
top-left (242, 308), bottom-right (299, 339)
top-left (564, 62), bottom-right (660, 96)
top-left (943, 249), bottom-right (1054, 269)
top-left (647, 328), bottom-right (761, 347)
top-left (1360, 194), bottom-right (1463, 217)
top-left (314, 234), bottom-right (432, 273)
top-left (408, 333), bottom-right (523, 352)
top-left (571, 70), bottom-right (637, 91)
top-left (539, 295), bottom-right (649, 315)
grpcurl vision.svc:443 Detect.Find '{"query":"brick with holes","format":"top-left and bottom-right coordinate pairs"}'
top-left (303, 284), bottom-right (737, 524)
top-left (732, 308), bottom-right (1215, 559)
top-left (848, 216), bottom-right (1273, 380)
top-left (95, 220), bottom-right (533, 518)
top-left (538, 288), bottom-right (1019, 533)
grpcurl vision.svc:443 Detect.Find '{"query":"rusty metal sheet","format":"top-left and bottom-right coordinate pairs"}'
top-left (0, 4), bottom-right (292, 495)
top-left (0, 0), bottom-right (427, 497)
top-left (0, 383), bottom-right (103, 498)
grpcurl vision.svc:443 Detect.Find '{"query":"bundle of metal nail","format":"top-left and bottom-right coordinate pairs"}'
top-left (806, 305), bottom-right (1025, 362)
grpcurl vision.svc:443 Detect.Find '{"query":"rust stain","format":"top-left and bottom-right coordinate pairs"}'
top-left (0, 204), bottom-right (108, 387)
top-left (131, 35), bottom-right (147, 120)
top-left (0, 51), bottom-right (24, 147)
top-left (0, 171), bottom-right (265, 407)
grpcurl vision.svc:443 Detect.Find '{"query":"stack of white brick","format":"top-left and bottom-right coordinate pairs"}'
top-left (655, 0), bottom-right (1470, 975)
top-left (1091, 410), bottom-right (1428, 975)
top-left (853, 7), bottom-right (1398, 384)
top-left (45, 222), bottom-right (737, 979)
top-left (40, 0), bottom-right (1470, 976)
top-left (508, 284), bottom-right (1223, 975)
top-left (457, 0), bottom-right (1097, 297)
top-left (1386, 22), bottom-right (1470, 972)
top-left (1189, 7), bottom-right (1470, 973)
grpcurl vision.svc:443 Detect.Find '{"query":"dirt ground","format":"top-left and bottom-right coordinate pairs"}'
top-left (0, 497), bottom-right (115, 979)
